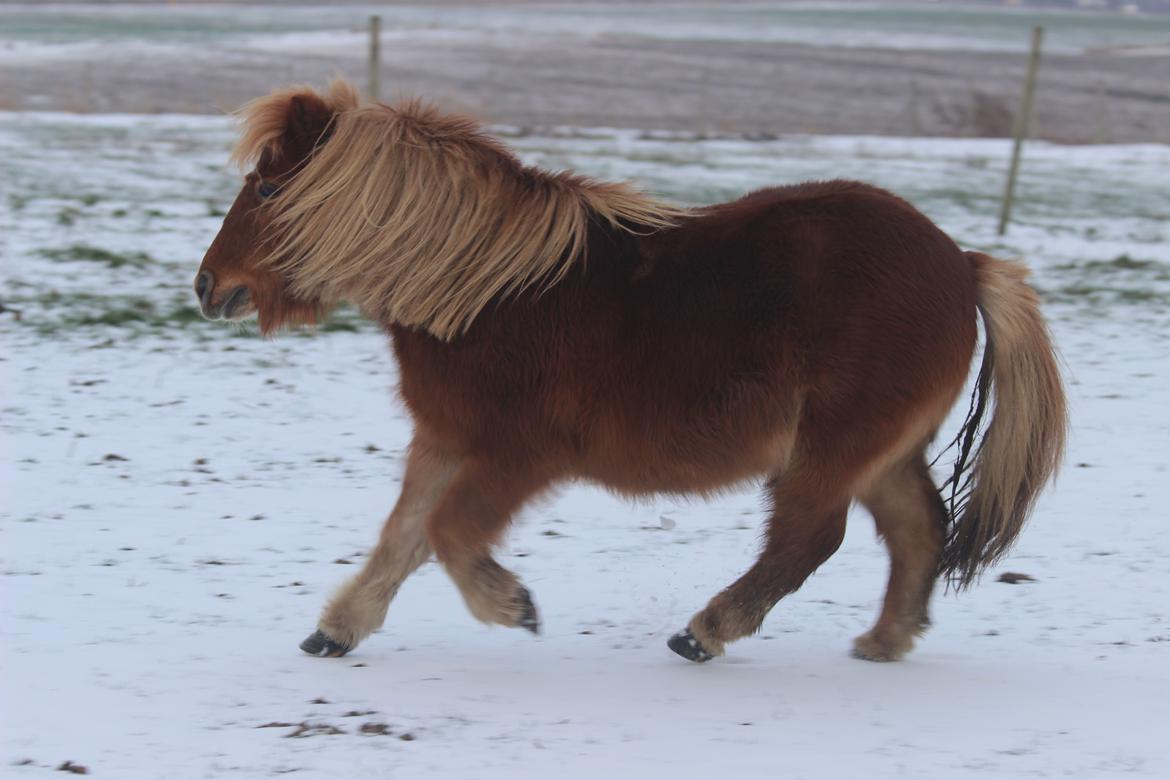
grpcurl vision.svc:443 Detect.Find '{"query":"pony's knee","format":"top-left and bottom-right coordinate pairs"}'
top-left (425, 521), bottom-right (463, 564)
top-left (426, 516), bottom-right (500, 565)
top-left (423, 467), bottom-right (532, 562)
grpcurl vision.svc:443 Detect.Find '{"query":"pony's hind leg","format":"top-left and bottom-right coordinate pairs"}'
top-left (425, 460), bottom-right (547, 633)
top-left (301, 441), bottom-right (460, 657)
top-left (670, 471), bottom-right (849, 662)
top-left (852, 452), bottom-right (946, 662)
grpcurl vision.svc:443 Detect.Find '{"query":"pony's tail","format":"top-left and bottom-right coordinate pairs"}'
top-left (939, 253), bottom-right (1067, 588)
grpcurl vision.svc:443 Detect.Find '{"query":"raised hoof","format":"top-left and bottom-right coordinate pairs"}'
top-left (300, 630), bottom-right (351, 658)
top-left (515, 586), bottom-right (540, 635)
top-left (667, 628), bottom-right (715, 663)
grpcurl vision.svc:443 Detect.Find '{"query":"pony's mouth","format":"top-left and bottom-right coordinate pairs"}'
top-left (220, 286), bottom-right (255, 321)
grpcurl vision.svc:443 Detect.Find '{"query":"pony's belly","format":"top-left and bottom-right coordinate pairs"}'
top-left (578, 424), bottom-right (795, 497)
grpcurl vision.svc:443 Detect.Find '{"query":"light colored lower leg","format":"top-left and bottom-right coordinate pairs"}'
top-left (854, 457), bottom-right (943, 662)
top-left (445, 556), bottom-right (530, 627)
top-left (316, 443), bottom-right (460, 648)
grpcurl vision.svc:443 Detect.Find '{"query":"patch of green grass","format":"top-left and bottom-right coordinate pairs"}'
top-left (1089, 254), bottom-right (1160, 272)
top-left (19, 293), bottom-right (155, 335)
top-left (10, 290), bottom-right (368, 340)
top-left (1052, 253), bottom-right (1161, 273)
top-left (37, 244), bottom-right (153, 269)
top-left (168, 305), bottom-right (207, 324)
top-left (57, 208), bottom-right (81, 226)
top-left (80, 194), bottom-right (101, 207)
top-left (319, 321), bottom-right (361, 333)
top-left (1116, 288), bottom-right (1167, 303)
top-left (1041, 253), bottom-right (1170, 308)
top-left (17, 292), bottom-right (226, 336)
top-left (73, 307), bottom-right (155, 327)
top-left (313, 305), bottom-right (368, 334)
top-left (1050, 283), bottom-right (1106, 298)
top-left (1043, 283), bottom-right (1169, 306)
top-left (206, 200), bottom-right (226, 218)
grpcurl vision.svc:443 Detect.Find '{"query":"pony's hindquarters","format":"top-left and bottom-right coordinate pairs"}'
top-left (671, 247), bottom-right (1066, 664)
top-left (847, 253), bottom-right (1065, 660)
top-left (940, 253), bottom-right (1068, 587)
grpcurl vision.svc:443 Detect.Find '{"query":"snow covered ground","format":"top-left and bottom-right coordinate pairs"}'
top-left (2, 112), bottom-right (1169, 778)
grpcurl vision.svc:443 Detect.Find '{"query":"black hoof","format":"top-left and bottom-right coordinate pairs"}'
top-left (300, 629), bottom-right (351, 658)
top-left (515, 586), bottom-right (540, 635)
top-left (668, 628), bottom-right (715, 663)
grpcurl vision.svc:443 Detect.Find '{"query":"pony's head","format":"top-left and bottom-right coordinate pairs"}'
top-left (194, 80), bottom-right (359, 334)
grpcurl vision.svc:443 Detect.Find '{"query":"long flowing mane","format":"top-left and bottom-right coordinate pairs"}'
top-left (231, 81), bottom-right (687, 340)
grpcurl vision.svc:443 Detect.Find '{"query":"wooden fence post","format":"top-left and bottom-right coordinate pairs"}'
top-left (910, 79), bottom-right (921, 136)
top-left (1095, 79), bottom-right (1111, 144)
top-left (997, 25), bottom-right (1044, 236)
top-left (368, 15), bottom-right (381, 102)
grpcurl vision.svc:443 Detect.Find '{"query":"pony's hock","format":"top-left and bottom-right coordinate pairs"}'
top-left (668, 629), bottom-right (716, 663)
top-left (197, 79), bottom-right (1067, 664)
top-left (300, 630), bottom-right (351, 658)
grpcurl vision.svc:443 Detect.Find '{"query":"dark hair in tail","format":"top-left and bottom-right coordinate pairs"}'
top-left (938, 253), bottom-right (1067, 588)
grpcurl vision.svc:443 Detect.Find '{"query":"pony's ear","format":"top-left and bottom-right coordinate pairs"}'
top-left (233, 81), bottom-right (360, 171)
top-left (282, 93), bottom-right (335, 163)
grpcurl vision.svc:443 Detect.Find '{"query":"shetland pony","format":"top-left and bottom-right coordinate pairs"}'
top-left (195, 80), bottom-right (1066, 663)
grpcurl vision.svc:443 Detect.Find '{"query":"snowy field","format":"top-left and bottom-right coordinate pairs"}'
top-left (6, 4), bottom-right (1167, 141)
top-left (4, 2), bottom-right (1169, 59)
top-left (2, 112), bottom-right (1169, 777)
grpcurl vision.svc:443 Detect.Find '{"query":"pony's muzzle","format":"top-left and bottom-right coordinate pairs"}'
top-left (195, 270), bottom-right (250, 321)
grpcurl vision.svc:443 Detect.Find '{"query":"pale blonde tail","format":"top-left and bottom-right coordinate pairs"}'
top-left (940, 253), bottom-right (1067, 587)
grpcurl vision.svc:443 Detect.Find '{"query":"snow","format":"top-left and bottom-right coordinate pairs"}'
top-left (2, 112), bottom-right (1169, 778)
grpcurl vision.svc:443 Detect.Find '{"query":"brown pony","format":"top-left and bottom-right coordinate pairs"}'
top-left (195, 80), bottom-right (1066, 664)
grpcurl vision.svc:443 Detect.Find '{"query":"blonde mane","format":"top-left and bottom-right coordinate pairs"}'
top-left (231, 80), bottom-right (687, 340)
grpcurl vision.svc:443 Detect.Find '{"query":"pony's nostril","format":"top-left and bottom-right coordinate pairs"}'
top-left (195, 271), bottom-right (214, 307)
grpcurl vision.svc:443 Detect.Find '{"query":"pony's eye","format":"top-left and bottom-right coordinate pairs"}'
top-left (257, 181), bottom-right (279, 199)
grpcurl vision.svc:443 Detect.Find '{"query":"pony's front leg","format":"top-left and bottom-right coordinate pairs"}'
top-left (425, 460), bottom-right (547, 633)
top-left (301, 440), bottom-right (460, 657)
